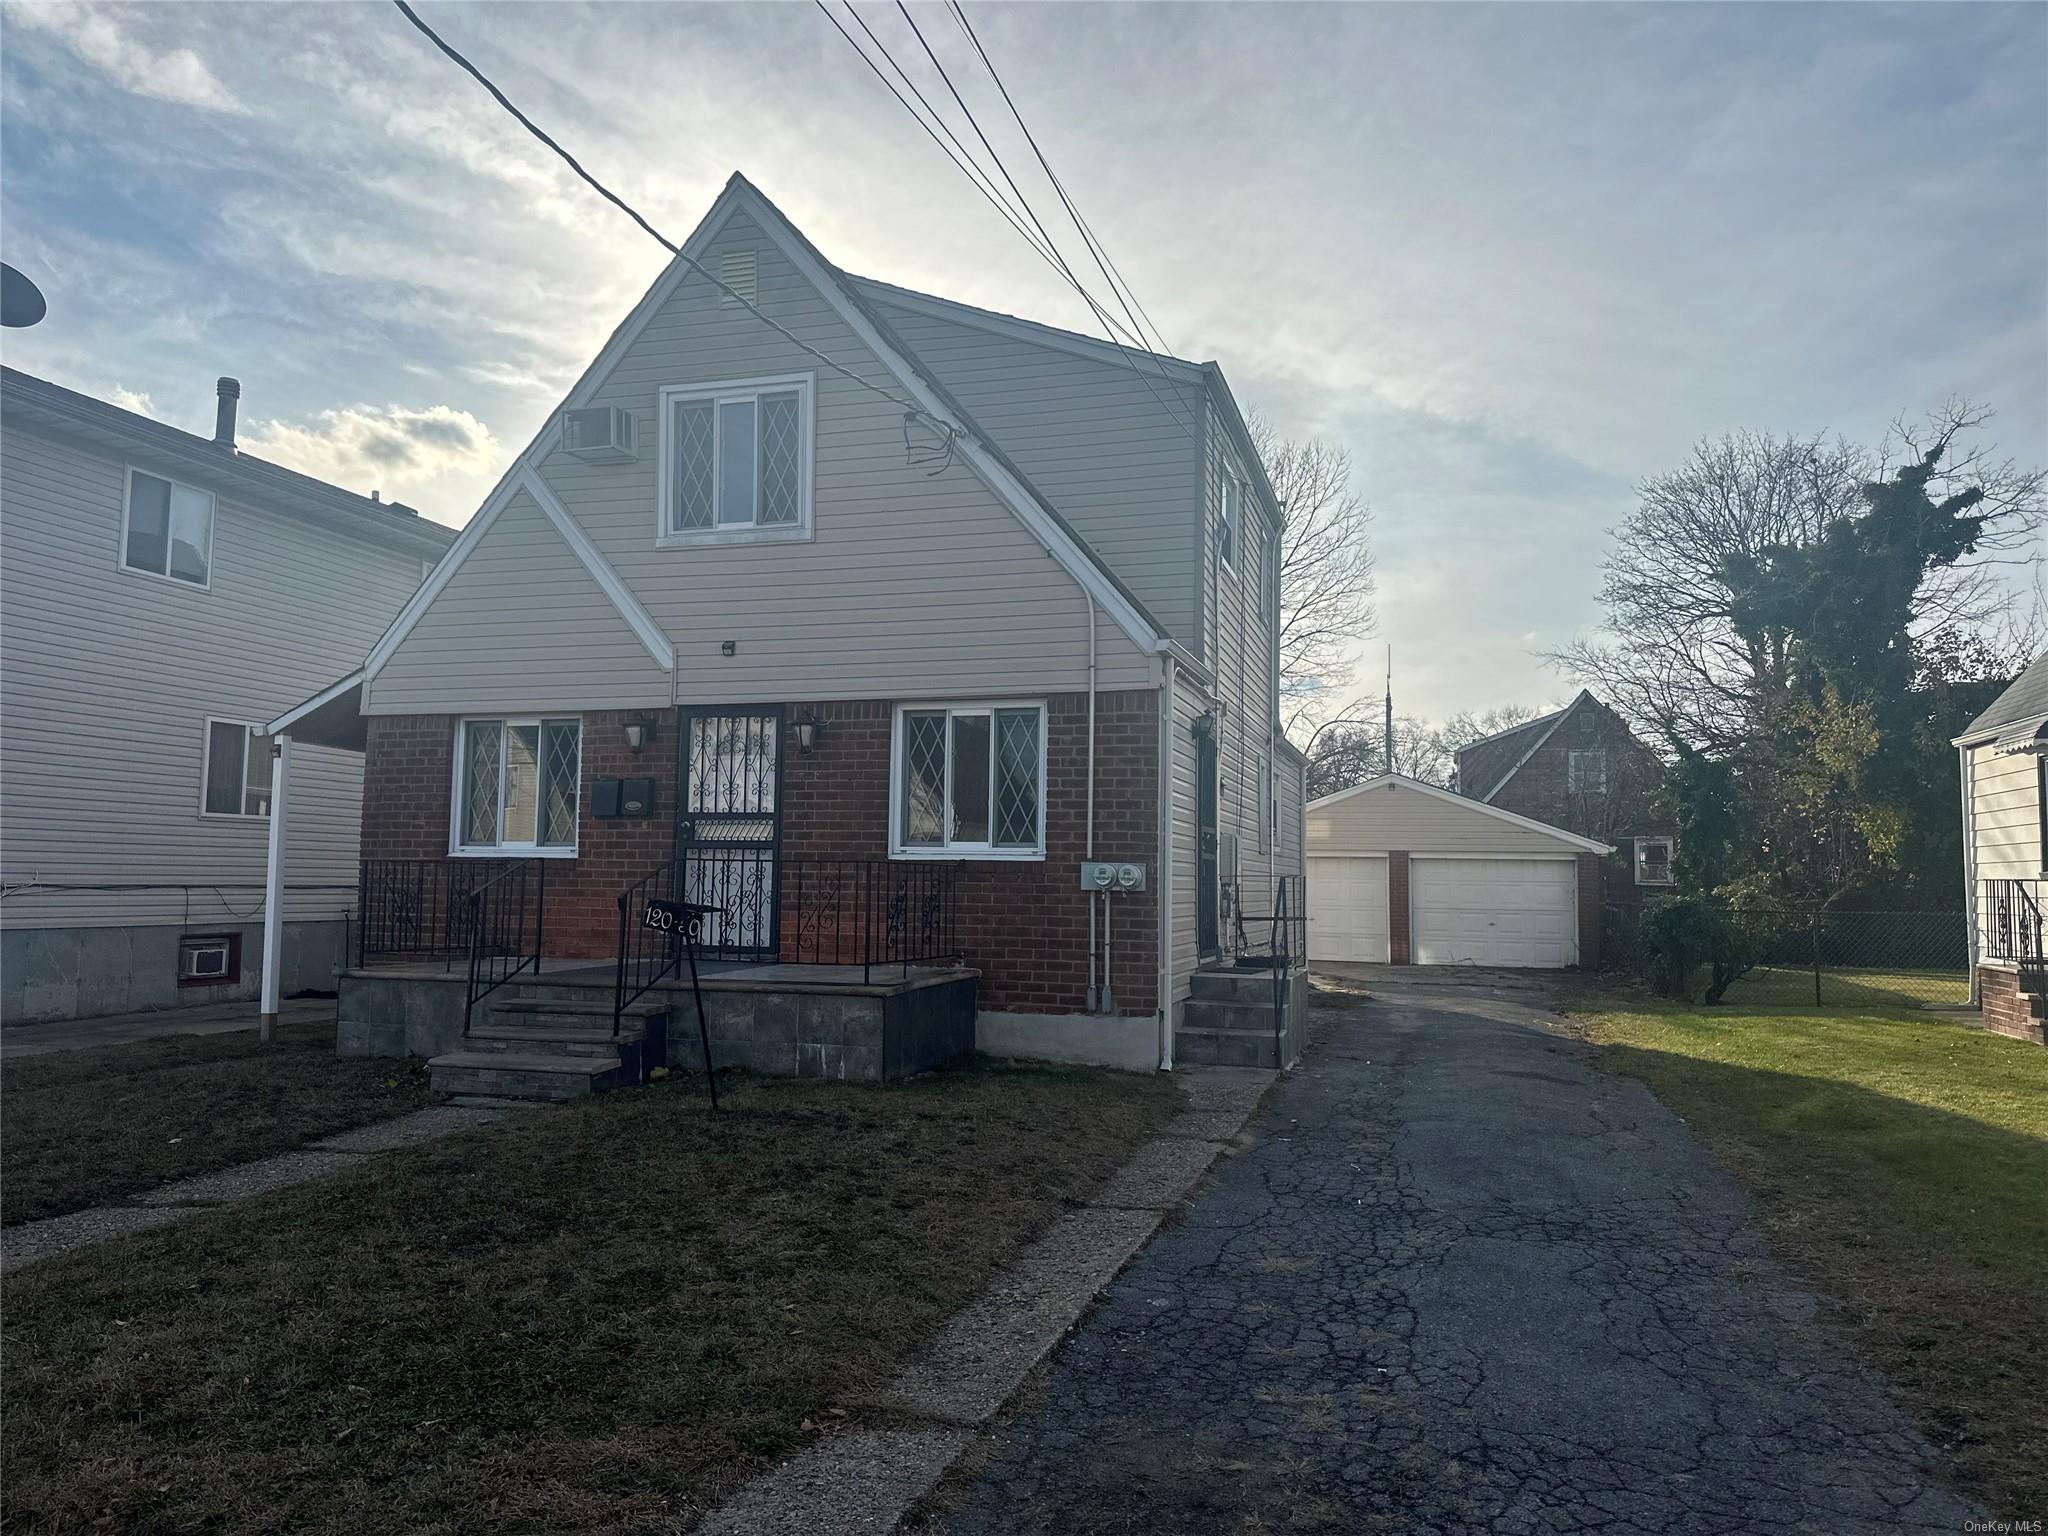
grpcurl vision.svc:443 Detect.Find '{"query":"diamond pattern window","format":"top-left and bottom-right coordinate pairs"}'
top-left (455, 718), bottom-right (580, 854)
top-left (660, 376), bottom-right (812, 540)
top-left (893, 703), bottom-right (1045, 857)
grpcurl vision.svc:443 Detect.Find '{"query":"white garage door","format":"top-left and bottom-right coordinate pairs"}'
top-left (1307, 855), bottom-right (1389, 962)
top-left (1411, 857), bottom-right (1576, 968)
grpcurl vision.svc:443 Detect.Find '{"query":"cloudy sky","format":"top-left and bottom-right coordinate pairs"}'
top-left (4, 2), bottom-right (2042, 721)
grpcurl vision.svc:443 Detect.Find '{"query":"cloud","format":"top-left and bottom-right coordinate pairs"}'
top-left (8, 4), bottom-right (251, 115)
top-left (241, 403), bottom-right (501, 498)
top-left (106, 386), bottom-right (156, 417)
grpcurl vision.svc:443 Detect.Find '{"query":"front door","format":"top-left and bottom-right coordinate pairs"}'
top-left (676, 706), bottom-right (784, 958)
top-left (1196, 720), bottom-right (1220, 959)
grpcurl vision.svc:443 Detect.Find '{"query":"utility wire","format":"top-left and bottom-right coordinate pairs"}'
top-left (888, 1), bottom-right (1200, 440)
top-left (816, 0), bottom-right (1062, 274)
top-left (948, 0), bottom-right (1177, 362)
top-left (390, 0), bottom-right (954, 439)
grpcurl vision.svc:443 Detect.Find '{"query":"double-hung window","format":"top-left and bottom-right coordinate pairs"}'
top-left (1216, 468), bottom-right (1240, 570)
top-left (892, 702), bottom-right (1045, 858)
top-left (1634, 836), bottom-right (1676, 887)
top-left (1568, 749), bottom-right (1608, 794)
top-left (453, 717), bottom-right (581, 856)
top-left (124, 468), bottom-right (214, 586)
top-left (658, 374), bottom-right (813, 544)
top-left (202, 720), bottom-right (273, 817)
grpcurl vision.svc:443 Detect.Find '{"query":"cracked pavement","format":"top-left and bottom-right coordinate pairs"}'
top-left (936, 979), bottom-right (1973, 1535)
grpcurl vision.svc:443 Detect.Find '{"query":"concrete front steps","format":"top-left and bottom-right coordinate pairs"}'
top-left (1175, 966), bottom-right (1292, 1069)
top-left (427, 997), bottom-right (669, 1101)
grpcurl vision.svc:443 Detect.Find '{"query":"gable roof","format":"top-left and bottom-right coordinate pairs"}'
top-left (358, 173), bottom-right (1173, 690)
top-left (1454, 691), bottom-right (1599, 803)
top-left (1955, 652), bottom-right (2048, 746)
top-left (1309, 771), bottom-right (1615, 855)
top-left (0, 367), bottom-right (455, 563)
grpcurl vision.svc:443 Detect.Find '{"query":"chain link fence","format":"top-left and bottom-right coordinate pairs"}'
top-left (1603, 904), bottom-right (1969, 1009)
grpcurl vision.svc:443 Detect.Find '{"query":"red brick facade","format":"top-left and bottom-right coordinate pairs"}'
top-left (1576, 852), bottom-right (1603, 968)
top-left (358, 692), bottom-right (1160, 1017)
top-left (1387, 851), bottom-right (1411, 964)
top-left (1978, 965), bottom-right (2046, 1045)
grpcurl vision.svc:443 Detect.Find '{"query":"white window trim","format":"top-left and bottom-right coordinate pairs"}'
top-left (1216, 461), bottom-right (1241, 572)
top-left (448, 716), bottom-right (583, 859)
top-left (1568, 748), bottom-right (1609, 794)
top-left (120, 465), bottom-right (216, 591)
top-left (1634, 835), bottom-right (1676, 886)
top-left (199, 717), bottom-right (270, 820)
top-left (889, 700), bottom-right (1048, 861)
top-left (655, 372), bottom-right (816, 548)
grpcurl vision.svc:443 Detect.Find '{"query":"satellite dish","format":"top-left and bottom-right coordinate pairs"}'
top-left (2, 264), bottom-right (48, 328)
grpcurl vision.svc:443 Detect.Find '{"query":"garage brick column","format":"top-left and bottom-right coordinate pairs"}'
top-left (1576, 853), bottom-right (1602, 969)
top-left (1389, 851), bottom-right (1412, 965)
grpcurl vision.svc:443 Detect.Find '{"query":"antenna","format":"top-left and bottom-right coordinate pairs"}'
top-left (1384, 647), bottom-right (1394, 776)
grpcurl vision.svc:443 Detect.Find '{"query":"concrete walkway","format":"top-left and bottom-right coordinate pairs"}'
top-left (932, 980), bottom-right (1974, 1535)
top-left (0, 1099), bottom-right (535, 1272)
top-left (0, 996), bottom-right (336, 1058)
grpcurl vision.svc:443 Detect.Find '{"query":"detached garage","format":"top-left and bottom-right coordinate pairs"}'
top-left (1306, 775), bottom-right (1613, 969)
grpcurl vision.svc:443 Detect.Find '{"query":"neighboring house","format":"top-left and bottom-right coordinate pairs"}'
top-left (1454, 689), bottom-right (1674, 905)
top-left (0, 368), bottom-right (454, 1025)
top-left (1955, 652), bottom-right (2046, 1044)
top-left (1306, 774), bottom-right (1611, 968)
top-left (277, 174), bottom-right (1305, 1083)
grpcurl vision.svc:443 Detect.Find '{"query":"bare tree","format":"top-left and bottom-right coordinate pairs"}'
top-left (1250, 413), bottom-right (1377, 730)
top-left (1303, 702), bottom-right (1548, 798)
top-left (1551, 403), bottom-right (2044, 751)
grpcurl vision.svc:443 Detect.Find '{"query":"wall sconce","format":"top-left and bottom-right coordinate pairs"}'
top-left (622, 714), bottom-right (657, 753)
top-left (792, 710), bottom-right (821, 756)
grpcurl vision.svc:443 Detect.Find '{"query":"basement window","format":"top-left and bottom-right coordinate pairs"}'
top-left (893, 702), bottom-right (1045, 859)
top-left (178, 933), bottom-right (240, 986)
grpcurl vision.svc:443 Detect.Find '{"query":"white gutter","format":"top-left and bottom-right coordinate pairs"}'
top-left (1157, 652), bottom-right (1177, 1071)
top-left (1086, 593), bottom-right (1099, 1013)
top-left (258, 733), bottom-right (293, 1041)
top-left (1960, 741), bottom-right (1979, 1005)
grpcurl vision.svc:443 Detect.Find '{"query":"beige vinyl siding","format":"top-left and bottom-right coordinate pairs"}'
top-left (366, 489), bottom-right (672, 716)
top-left (1278, 750), bottom-right (1306, 881)
top-left (868, 297), bottom-right (1204, 646)
top-left (496, 208), bottom-right (1150, 704)
top-left (1309, 780), bottom-right (1592, 857)
top-left (1969, 744), bottom-right (2044, 953)
top-left (0, 424), bottom-right (425, 929)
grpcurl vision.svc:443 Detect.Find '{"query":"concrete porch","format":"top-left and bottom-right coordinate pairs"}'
top-left (339, 959), bottom-right (980, 1097)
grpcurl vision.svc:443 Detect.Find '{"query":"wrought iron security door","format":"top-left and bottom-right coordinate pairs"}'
top-left (676, 706), bottom-right (784, 959)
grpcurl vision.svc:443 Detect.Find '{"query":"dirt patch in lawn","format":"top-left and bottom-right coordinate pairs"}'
top-left (1573, 1000), bottom-right (2048, 1517)
top-left (2, 1018), bottom-right (434, 1225)
top-left (1, 1058), bottom-right (1180, 1535)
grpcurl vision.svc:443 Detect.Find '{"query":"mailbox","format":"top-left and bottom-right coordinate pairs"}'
top-left (594, 777), bottom-right (656, 818)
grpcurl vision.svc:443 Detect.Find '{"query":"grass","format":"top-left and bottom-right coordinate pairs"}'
top-left (2, 1018), bottom-right (435, 1225)
top-left (1711, 963), bottom-right (1970, 1010)
top-left (0, 1058), bottom-right (1180, 1535)
top-left (1572, 996), bottom-right (2048, 1515)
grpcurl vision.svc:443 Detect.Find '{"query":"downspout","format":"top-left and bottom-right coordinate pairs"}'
top-left (258, 732), bottom-right (292, 1043)
top-left (1157, 652), bottom-right (1177, 1070)
top-left (1960, 742), bottom-right (1979, 1006)
top-left (1087, 594), bottom-right (1099, 1012)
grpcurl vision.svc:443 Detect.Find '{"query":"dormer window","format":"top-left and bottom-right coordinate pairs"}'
top-left (657, 374), bottom-right (813, 546)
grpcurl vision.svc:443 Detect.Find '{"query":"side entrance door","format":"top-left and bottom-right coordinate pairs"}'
top-left (676, 705), bottom-right (784, 958)
top-left (1196, 720), bottom-right (1220, 959)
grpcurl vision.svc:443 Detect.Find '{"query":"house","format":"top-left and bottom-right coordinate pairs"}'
top-left (1454, 688), bottom-right (1674, 903)
top-left (0, 368), bottom-right (454, 1025)
top-left (1306, 774), bottom-right (1611, 968)
top-left (269, 173), bottom-right (1307, 1089)
top-left (1955, 652), bottom-right (2046, 1043)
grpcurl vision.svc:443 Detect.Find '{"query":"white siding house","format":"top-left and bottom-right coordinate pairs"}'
top-left (1954, 652), bottom-right (2047, 1043)
top-left (325, 174), bottom-right (1303, 1073)
top-left (0, 369), bottom-right (452, 1024)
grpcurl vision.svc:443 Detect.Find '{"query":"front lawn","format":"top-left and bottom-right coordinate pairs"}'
top-left (2, 1017), bottom-right (434, 1224)
top-left (1, 1059), bottom-right (1180, 1535)
top-left (1573, 999), bottom-right (2048, 1516)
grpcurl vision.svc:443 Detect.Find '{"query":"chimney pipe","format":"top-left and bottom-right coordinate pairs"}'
top-left (214, 376), bottom-right (240, 449)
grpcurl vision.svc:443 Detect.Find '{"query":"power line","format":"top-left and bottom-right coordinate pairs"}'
top-left (887, 1), bottom-right (1200, 440)
top-left (948, 0), bottom-right (1176, 362)
top-left (389, 0), bottom-right (954, 440)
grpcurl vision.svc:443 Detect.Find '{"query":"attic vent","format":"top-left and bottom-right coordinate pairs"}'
top-left (720, 250), bottom-right (758, 305)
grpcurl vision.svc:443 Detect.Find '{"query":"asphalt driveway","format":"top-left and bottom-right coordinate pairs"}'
top-left (934, 975), bottom-right (1972, 1534)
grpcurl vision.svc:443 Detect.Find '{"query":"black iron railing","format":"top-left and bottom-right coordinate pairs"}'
top-left (678, 854), bottom-right (961, 980)
top-left (463, 859), bottom-right (545, 1032)
top-left (356, 858), bottom-right (487, 966)
top-left (614, 860), bottom-right (681, 1035)
top-left (1226, 875), bottom-right (1307, 1066)
top-left (1984, 878), bottom-right (2045, 969)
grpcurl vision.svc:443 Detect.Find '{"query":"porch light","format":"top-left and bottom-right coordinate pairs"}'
top-left (623, 714), bottom-right (657, 752)
top-left (792, 710), bottom-right (821, 755)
